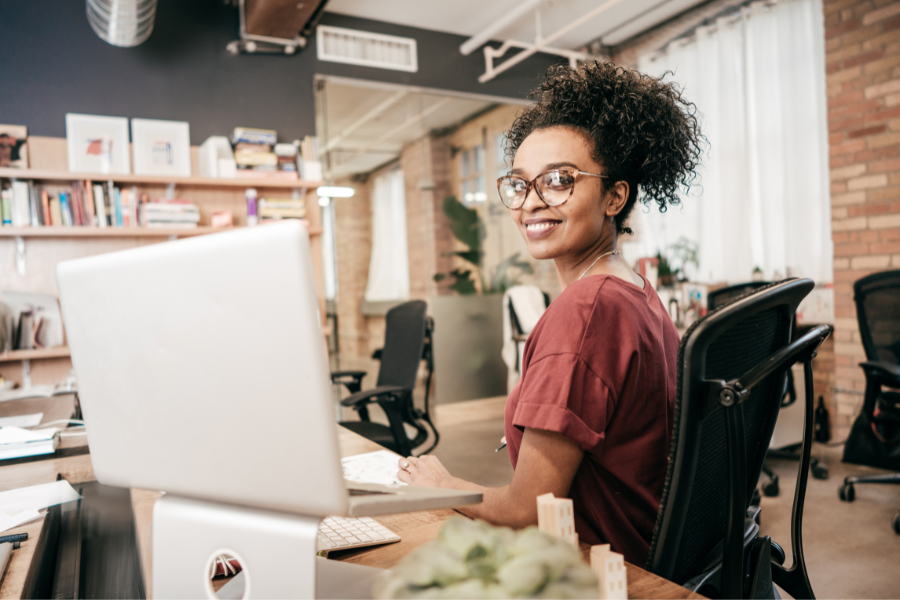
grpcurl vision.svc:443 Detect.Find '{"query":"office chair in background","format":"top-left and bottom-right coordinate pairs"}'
top-left (838, 269), bottom-right (900, 534)
top-left (708, 282), bottom-right (828, 499)
top-left (650, 279), bottom-right (832, 599)
top-left (503, 285), bottom-right (551, 390)
top-left (331, 300), bottom-right (439, 457)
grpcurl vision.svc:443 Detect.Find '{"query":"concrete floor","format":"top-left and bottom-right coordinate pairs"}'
top-left (431, 418), bottom-right (900, 599)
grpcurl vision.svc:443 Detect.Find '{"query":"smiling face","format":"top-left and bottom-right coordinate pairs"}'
top-left (509, 126), bottom-right (617, 264)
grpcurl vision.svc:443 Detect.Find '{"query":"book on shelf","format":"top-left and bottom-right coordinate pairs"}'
top-left (1, 189), bottom-right (11, 225)
top-left (142, 199), bottom-right (200, 229)
top-left (235, 150), bottom-right (277, 167)
top-left (0, 179), bottom-right (164, 229)
top-left (49, 196), bottom-right (62, 227)
top-left (235, 169), bottom-right (298, 181)
top-left (11, 180), bottom-right (30, 226)
top-left (232, 127), bottom-right (277, 146)
top-left (59, 192), bottom-right (72, 226)
top-left (92, 183), bottom-right (107, 228)
top-left (40, 189), bottom-right (51, 225)
top-left (258, 198), bottom-right (306, 219)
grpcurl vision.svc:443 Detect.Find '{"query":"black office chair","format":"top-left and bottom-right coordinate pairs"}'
top-left (649, 278), bottom-right (832, 599)
top-left (838, 269), bottom-right (900, 534)
top-left (331, 300), bottom-right (439, 457)
top-left (708, 282), bottom-right (828, 498)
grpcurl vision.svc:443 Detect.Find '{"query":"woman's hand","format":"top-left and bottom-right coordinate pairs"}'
top-left (397, 455), bottom-right (454, 488)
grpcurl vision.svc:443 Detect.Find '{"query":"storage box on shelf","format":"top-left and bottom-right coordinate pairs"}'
top-left (0, 136), bottom-right (327, 388)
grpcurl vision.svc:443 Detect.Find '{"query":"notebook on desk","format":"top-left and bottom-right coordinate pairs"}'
top-left (56, 221), bottom-right (481, 517)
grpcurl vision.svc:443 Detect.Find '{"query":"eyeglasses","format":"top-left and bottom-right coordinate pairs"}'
top-left (496, 167), bottom-right (608, 210)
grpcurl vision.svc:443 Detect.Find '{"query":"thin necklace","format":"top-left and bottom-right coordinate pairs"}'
top-left (578, 249), bottom-right (620, 280)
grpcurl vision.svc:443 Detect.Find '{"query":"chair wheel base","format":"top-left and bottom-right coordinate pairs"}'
top-left (893, 512), bottom-right (900, 535)
top-left (811, 464), bottom-right (829, 480)
top-left (762, 481), bottom-right (780, 497)
top-left (839, 482), bottom-right (855, 502)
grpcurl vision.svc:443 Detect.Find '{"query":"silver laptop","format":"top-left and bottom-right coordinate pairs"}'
top-left (56, 221), bottom-right (480, 517)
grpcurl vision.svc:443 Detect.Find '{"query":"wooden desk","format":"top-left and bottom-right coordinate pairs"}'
top-left (0, 408), bottom-right (699, 599)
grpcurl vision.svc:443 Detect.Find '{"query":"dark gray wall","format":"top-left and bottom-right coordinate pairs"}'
top-left (0, 1), bottom-right (561, 144)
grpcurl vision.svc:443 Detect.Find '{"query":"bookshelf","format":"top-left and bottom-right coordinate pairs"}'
top-left (0, 136), bottom-right (328, 387)
top-left (0, 167), bottom-right (320, 190)
top-left (0, 226), bottom-right (324, 238)
top-left (0, 347), bottom-right (71, 363)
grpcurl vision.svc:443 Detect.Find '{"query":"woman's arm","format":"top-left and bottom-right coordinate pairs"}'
top-left (397, 427), bottom-right (584, 528)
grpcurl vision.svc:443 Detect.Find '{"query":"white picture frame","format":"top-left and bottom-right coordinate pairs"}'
top-left (66, 113), bottom-right (131, 174)
top-left (131, 118), bottom-right (192, 177)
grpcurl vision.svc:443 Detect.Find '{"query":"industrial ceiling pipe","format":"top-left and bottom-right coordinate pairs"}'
top-left (86, 0), bottom-right (157, 47)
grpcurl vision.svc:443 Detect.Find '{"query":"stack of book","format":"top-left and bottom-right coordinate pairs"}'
top-left (141, 200), bottom-right (200, 229)
top-left (232, 127), bottom-right (297, 181)
top-left (274, 143), bottom-right (299, 176)
top-left (258, 197), bottom-right (307, 223)
top-left (0, 180), bottom-right (146, 228)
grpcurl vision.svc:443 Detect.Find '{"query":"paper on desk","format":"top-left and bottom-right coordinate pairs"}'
top-left (0, 426), bottom-right (57, 445)
top-left (0, 413), bottom-right (43, 428)
top-left (0, 509), bottom-right (42, 534)
top-left (342, 450), bottom-right (408, 487)
top-left (0, 480), bottom-right (81, 516)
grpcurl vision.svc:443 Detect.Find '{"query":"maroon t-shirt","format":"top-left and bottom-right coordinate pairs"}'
top-left (504, 274), bottom-right (679, 566)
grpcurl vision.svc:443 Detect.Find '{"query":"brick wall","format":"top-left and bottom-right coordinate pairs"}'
top-left (333, 134), bottom-right (456, 366)
top-left (825, 0), bottom-right (900, 438)
top-left (401, 136), bottom-right (456, 300)
top-left (333, 179), bottom-right (373, 359)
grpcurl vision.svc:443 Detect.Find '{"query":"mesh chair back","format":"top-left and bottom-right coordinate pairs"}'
top-left (707, 282), bottom-right (772, 311)
top-left (376, 300), bottom-right (428, 390)
top-left (648, 279), bottom-right (813, 585)
top-left (854, 270), bottom-right (900, 364)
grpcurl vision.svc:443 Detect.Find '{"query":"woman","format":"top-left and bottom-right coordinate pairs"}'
top-left (398, 61), bottom-right (702, 566)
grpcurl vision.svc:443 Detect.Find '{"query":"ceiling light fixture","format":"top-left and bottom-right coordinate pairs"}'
top-left (316, 186), bottom-right (355, 198)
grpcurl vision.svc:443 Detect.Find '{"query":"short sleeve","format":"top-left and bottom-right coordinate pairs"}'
top-left (512, 353), bottom-right (612, 457)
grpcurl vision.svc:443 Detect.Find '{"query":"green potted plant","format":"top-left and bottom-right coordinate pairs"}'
top-left (433, 197), bottom-right (532, 294)
top-left (373, 516), bottom-right (599, 599)
top-left (430, 197), bottom-right (533, 402)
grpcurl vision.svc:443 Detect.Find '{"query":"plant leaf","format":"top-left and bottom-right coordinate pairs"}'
top-left (488, 252), bottom-right (534, 294)
top-left (442, 196), bottom-right (483, 253)
top-left (448, 269), bottom-right (477, 295)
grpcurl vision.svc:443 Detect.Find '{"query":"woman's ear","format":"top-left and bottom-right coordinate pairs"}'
top-left (605, 181), bottom-right (630, 217)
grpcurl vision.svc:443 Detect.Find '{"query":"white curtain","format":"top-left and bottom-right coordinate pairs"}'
top-left (365, 168), bottom-right (410, 301)
top-left (635, 0), bottom-right (832, 284)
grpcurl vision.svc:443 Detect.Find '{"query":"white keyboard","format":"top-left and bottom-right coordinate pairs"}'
top-left (316, 516), bottom-right (401, 555)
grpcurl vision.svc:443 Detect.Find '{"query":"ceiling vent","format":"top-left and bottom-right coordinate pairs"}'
top-left (86, 0), bottom-right (156, 47)
top-left (317, 25), bottom-right (417, 72)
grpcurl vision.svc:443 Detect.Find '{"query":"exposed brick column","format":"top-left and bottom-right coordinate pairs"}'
top-left (401, 136), bottom-right (455, 300)
top-left (824, 0), bottom-right (900, 438)
top-left (333, 181), bottom-right (373, 358)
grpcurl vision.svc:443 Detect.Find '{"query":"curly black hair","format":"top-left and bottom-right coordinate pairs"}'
top-left (505, 60), bottom-right (704, 235)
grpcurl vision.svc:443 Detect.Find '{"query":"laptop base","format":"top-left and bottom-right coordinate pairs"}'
top-left (154, 495), bottom-right (384, 599)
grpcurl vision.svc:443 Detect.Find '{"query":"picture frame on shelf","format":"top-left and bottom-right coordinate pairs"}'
top-left (66, 113), bottom-right (131, 174)
top-left (66, 113), bottom-right (131, 175)
top-left (131, 118), bottom-right (192, 177)
top-left (0, 124), bottom-right (29, 169)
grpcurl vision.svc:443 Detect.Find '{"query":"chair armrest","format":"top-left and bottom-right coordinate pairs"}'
top-left (340, 385), bottom-right (408, 407)
top-left (860, 361), bottom-right (900, 386)
top-left (331, 370), bottom-right (368, 381)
